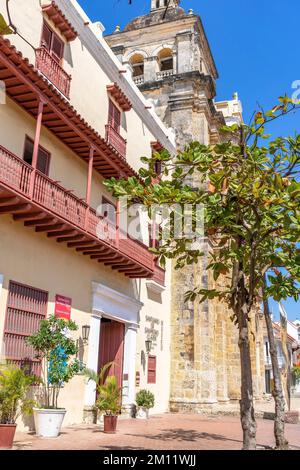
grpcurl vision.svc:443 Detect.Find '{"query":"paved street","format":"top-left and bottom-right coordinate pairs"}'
top-left (12, 414), bottom-right (300, 451)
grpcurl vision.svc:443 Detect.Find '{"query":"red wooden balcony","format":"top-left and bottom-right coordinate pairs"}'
top-left (0, 144), bottom-right (154, 278)
top-left (105, 124), bottom-right (127, 159)
top-left (36, 47), bottom-right (72, 99)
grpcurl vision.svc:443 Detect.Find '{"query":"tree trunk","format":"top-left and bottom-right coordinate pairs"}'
top-left (238, 313), bottom-right (257, 449)
top-left (263, 280), bottom-right (289, 450)
top-left (235, 272), bottom-right (257, 450)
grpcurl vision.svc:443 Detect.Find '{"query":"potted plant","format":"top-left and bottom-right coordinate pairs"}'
top-left (85, 364), bottom-right (121, 434)
top-left (26, 315), bottom-right (83, 438)
top-left (96, 375), bottom-right (122, 433)
top-left (0, 364), bottom-right (37, 449)
top-left (136, 389), bottom-right (155, 419)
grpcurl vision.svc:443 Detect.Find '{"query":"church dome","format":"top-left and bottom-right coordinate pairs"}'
top-left (124, 6), bottom-right (186, 32)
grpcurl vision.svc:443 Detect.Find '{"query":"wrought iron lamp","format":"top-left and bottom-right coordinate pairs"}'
top-left (82, 324), bottom-right (90, 344)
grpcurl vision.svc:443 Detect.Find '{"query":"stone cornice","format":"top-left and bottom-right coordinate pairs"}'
top-left (139, 71), bottom-right (217, 100)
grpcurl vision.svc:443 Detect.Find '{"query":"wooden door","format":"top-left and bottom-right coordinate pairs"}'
top-left (98, 319), bottom-right (125, 389)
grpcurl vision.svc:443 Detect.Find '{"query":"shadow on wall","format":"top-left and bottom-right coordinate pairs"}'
top-left (141, 350), bottom-right (146, 373)
top-left (64, 42), bottom-right (74, 68)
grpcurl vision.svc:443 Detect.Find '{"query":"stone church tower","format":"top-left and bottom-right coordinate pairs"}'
top-left (106, 1), bottom-right (265, 410)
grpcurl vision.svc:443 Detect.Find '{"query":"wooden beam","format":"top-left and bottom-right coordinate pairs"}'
top-left (0, 203), bottom-right (31, 214)
top-left (47, 229), bottom-right (77, 238)
top-left (14, 211), bottom-right (44, 221)
top-left (0, 196), bottom-right (20, 206)
top-left (24, 217), bottom-right (56, 227)
top-left (36, 223), bottom-right (66, 233)
top-left (57, 235), bottom-right (85, 243)
top-left (68, 240), bottom-right (95, 248)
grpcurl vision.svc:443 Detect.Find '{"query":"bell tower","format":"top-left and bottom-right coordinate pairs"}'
top-left (106, 3), bottom-right (263, 412)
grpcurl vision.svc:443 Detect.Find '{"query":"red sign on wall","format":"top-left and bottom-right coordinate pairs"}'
top-left (55, 295), bottom-right (72, 320)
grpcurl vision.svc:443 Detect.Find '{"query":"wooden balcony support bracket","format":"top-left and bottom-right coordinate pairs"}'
top-left (91, 252), bottom-right (116, 261)
top-left (35, 223), bottom-right (67, 233)
top-left (47, 229), bottom-right (77, 239)
top-left (0, 196), bottom-right (20, 206)
top-left (75, 243), bottom-right (99, 252)
top-left (0, 203), bottom-right (31, 214)
top-left (24, 216), bottom-right (57, 227)
top-left (57, 234), bottom-right (85, 243)
top-left (14, 212), bottom-right (46, 222)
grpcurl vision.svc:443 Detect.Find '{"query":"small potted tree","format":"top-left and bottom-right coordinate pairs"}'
top-left (27, 315), bottom-right (83, 438)
top-left (96, 374), bottom-right (121, 434)
top-left (136, 389), bottom-right (155, 419)
top-left (0, 364), bottom-right (37, 449)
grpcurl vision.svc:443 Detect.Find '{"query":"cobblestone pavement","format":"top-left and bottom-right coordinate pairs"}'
top-left (11, 414), bottom-right (300, 451)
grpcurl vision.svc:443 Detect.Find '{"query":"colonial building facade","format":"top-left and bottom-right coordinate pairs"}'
top-left (106, 0), bottom-right (266, 410)
top-left (0, 0), bottom-right (176, 426)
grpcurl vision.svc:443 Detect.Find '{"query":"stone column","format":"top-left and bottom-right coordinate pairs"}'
top-left (84, 312), bottom-right (101, 422)
top-left (215, 312), bottom-right (230, 402)
top-left (122, 323), bottom-right (138, 416)
top-left (144, 56), bottom-right (158, 83)
top-left (194, 242), bottom-right (217, 405)
top-left (176, 32), bottom-right (193, 74)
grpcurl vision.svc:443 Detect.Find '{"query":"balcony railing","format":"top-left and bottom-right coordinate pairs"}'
top-left (133, 75), bottom-right (144, 85)
top-left (157, 70), bottom-right (173, 80)
top-left (0, 145), bottom-right (154, 275)
top-left (105, 124), bottom-right (127, 159)
top-left (152, 264), bottom-right (166, 286)
top-left (36, 47), bottom-right (72, 99)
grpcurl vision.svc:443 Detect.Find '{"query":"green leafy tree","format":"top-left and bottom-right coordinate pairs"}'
top-left (105, 96), bottom-right (300, 449)
top-left (0, 364), bottom-right (38, 424)
top-left (26, 316), bottom-right (83, 409)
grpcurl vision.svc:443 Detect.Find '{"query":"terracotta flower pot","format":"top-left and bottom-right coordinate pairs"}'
top-left (0, 424), bottom-right (17, 449)
top-left (103, 415), bottom-right (118, 434)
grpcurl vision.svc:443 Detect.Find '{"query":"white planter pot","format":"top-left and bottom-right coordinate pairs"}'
top-left (33, 408), bottom-right (66, 438)
top-left (136, 406), bottom-right (149, 420)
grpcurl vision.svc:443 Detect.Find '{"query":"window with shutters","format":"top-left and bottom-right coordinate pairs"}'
top-left (147, 355), bottom-right (157, 384)
top-left (108, 99), bottom-right (121, 133)
top-left (23, 136), bottom-right (51, 175)
top-left (41, 21), bottom-right (64, 63)
top-left (3, 281), bottom-right (48, 376)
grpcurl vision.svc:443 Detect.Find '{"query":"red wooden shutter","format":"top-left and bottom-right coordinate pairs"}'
top-left (23, 137), bottom-right (50, 176)
top-left (3, 281), bottom-right (48, 376)
top-left (23, 137), bottom-right (34, 166)
top-left (108, 99), bottom-right (121, 132)
top-left (147, 355), bottom-right (157, 384)
top-left (41, 22), bottom-right (52, 50)
top-left (51, 32), bottom-right (64, 62)
top-left (37, 147), bottom-right (51, 176)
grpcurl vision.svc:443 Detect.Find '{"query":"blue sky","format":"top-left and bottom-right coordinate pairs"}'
top-left (78, 0), bottom-right (300, 320)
